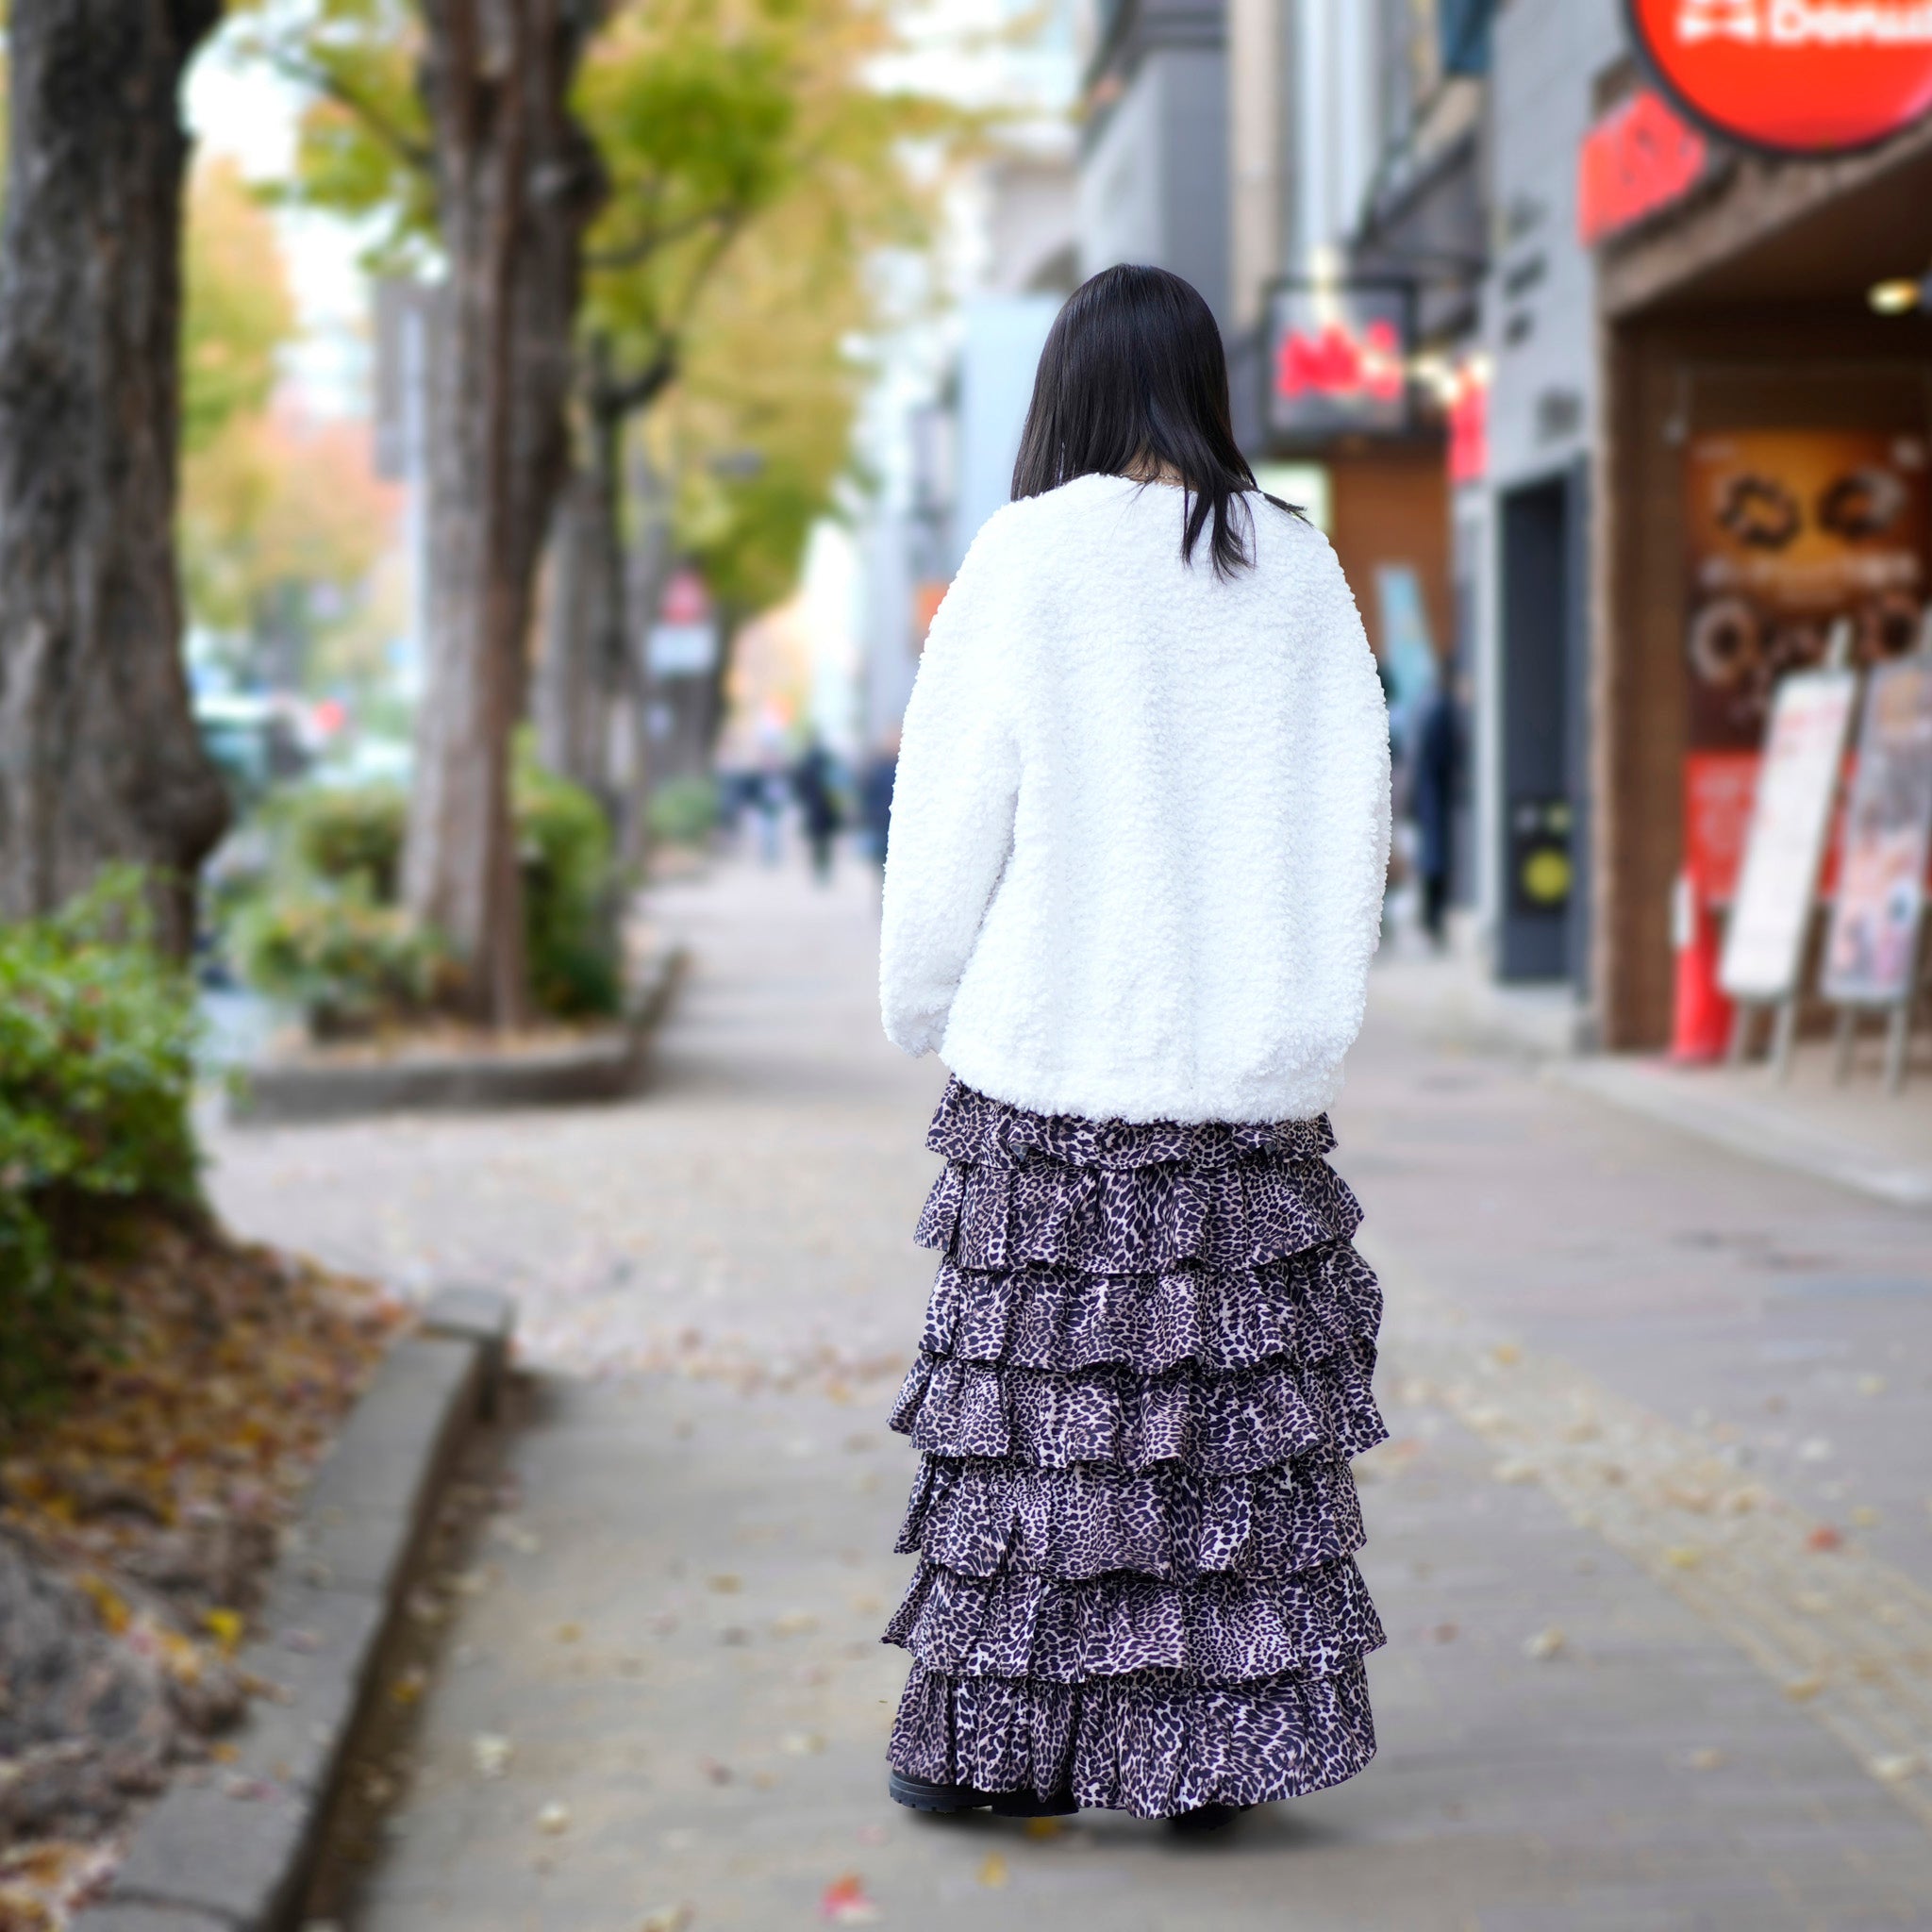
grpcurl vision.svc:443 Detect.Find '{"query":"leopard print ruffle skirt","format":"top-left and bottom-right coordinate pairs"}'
top-left (882, 1077), bottom-right (1386, 1818)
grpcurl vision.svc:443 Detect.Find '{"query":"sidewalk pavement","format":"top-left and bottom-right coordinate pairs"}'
top-left (205, 856), bottom-right (1932, 1930)
top-left (1369, 916), bottom-right (1932, 1211)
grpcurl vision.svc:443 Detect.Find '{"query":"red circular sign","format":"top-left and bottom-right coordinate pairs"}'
top-left (1628, 0), bottom-right (1932, 155)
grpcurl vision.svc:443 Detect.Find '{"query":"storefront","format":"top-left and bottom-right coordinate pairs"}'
top-left (1253, 276), bottom-right (1455, 682)
top-left (1587, 36), bottom-right (1932, 1048)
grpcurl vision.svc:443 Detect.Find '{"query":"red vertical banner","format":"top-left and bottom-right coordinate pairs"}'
top-left (1577, 89), bottom-right (1707, 245)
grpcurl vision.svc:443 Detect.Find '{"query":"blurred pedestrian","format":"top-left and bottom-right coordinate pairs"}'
top-left (748, 706), bottom-right (790, 866)
top-left (749, 769), bottom-right (783, 866)
top-left (876, 266), bottom-right (1391, 1834)
top-left (791, 736), bottom-right (842, 883)
top-left (714, 767), bottom-right (758, 844)
top-left (1411, 673), bottom-right (1464, 949)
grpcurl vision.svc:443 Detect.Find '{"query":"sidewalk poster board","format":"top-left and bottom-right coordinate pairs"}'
top-left (1682, 430), bottom-right (1928, 901)
top-left (1821, 658), bottom-right (1932, 1006)
top-left (1718, 668), bottom-right (1857, 1002)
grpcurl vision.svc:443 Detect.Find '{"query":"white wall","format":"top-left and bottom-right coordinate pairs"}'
top-left (1289, 0), bottom-right (1380, 267)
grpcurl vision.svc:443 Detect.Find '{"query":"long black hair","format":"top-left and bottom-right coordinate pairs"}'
top-left (1010, 263), bottom-right (1291, 579)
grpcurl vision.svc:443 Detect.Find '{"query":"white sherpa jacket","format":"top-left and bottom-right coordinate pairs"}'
top-left (879, 472), bottom-right (1391, 1124)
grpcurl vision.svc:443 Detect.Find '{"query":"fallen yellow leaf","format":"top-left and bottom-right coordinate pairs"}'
top-left (75, 1574), bottom-right (130, 1636)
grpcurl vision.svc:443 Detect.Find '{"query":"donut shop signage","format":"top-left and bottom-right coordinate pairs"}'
top-left (1681, 430), bottom-right (1931, 901)
top-left (1627, 0), bottom-right (1932, 155)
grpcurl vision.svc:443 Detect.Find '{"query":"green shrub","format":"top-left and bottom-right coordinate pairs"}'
top-left (645, 774), bottom-right (721, 847)
top-left (283, 783), bottom-right (408, 901)
top-left (226, 761), bottom-right (622, 1029)
top-left (0, 873), bottom-right (202, 1418)
top-left (231, 887), bottom-right (452, 1038)
top-left (515, 751), bottom-right (622, 1020)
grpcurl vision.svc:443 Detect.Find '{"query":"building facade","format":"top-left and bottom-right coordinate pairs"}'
top-left (867, 0), bottom-right (1932, 1066)
top-left (1474, 0), bottom-right (1932, 1048)
top-left (1079, 0), bottom-right (1231, 327)
top-left (1584, 76), bottom-right (1932, 1048)
top-left (854, 133), bottom-right (1079, 759)
top-left (1227, 0), bottom-right (1485, 932)
top-left (1475, 0), bottom-right (1621, 999)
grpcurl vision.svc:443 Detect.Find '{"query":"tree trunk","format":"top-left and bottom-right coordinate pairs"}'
top-left (536, 462), bottom-right (603, 791)
top-left (406, 0), bottom-right (605, 1026)
top-left (534, 356), bottom-right (626, 808)
top-left (617, 435), bottom-right (677, 872)
top-left (535, 333), bottom-right (680, 858)
top-left (0, 0), bottom-right (230, 957)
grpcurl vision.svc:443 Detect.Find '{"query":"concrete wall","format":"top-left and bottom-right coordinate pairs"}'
top-left (1079, 47), bottom-right (1232, 326)
top-left (1472, 0), bottom-right (1623, 971)
top-left (984, 155), bottom-right (1080, 294)
top-left (1483, 0), bottom-right (1621, 492)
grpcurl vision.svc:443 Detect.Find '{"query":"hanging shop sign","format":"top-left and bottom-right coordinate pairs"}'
top-left (1626, 0), bottom-right (1932, 158)
top-left (1719, 666), bottom-right (1859, 1000)
top-left (1821, 654), bottom-right (1932, 1002)
top-left (1577, 88), bottom-right (1709, 243)
top-left (1263, 280), bottom-right (1411, 446)
top-left (1681, 428), bottom-right (1929, 897)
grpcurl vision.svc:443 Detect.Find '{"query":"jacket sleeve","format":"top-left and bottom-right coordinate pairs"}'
top-left (878, 518), bottom-right (1022, 1058)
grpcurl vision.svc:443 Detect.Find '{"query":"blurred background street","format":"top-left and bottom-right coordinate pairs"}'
top-left (203, 857), bottom-right (1932, 1928)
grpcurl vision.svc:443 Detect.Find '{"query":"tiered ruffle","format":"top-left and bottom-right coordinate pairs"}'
top-left (885, 1078), bottom-right (1385, 1818)
top-left (891, 1658), bottom-right (1376, 1817)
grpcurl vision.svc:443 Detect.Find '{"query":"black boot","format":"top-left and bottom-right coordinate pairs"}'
top-left (1169, 1801), bottom-right (1246, 1835)
top-left (889, 1772), bottom-right (1077, 1817)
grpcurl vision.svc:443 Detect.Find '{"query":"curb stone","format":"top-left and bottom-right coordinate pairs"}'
top-left (75, 1286), bottom-right (516, 1932)
top-left (68, 1910), bottom-right (232, 1932)
top-left (628, 937), bottom-right (685, 1034)
top-left (225, 941), bottom-right (689, 1125)
top-left (1547, 1054), bottom-right (1932, 1209)
top-left (421, 1282), bottom-right (516, 1420)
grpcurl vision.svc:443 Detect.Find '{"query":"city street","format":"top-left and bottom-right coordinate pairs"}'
top-left (208, 858), bottom-right (1932, 1931)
